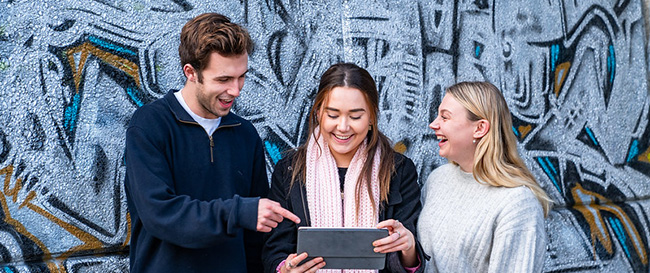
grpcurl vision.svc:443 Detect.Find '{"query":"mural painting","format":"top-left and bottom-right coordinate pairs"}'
top-left (0, 0), bottom-right (648, 272)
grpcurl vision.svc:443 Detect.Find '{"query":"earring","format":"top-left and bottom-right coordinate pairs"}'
top-left (368, 124), bottom-right (373, 131)
top-left (472, 139), bottom-right (477, 144)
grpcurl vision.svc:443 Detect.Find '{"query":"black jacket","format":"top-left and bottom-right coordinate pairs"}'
top-left (125, 90), bottom-right (268, 272)
top-left (262, 151), bottom-right (428, 273)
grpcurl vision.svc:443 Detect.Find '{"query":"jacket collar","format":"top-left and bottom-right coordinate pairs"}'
top-left (164, 89), bottom-right (241, 127)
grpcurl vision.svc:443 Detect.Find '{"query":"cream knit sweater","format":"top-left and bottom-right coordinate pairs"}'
top-left (417, 164), bottom-right (547, 273)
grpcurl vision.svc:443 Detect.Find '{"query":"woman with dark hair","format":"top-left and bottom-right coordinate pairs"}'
top-left (262, 63), bottom-right (427, 273)
top-left (418, 81), bottom-right (551, 272)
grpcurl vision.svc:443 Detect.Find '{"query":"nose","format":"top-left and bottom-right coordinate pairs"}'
top-left (337, 117), bottom-right (350, 131)
top-left (228, 78), bottom-right (244, 97)
top-left (429, 117), bottom-right (440, 130)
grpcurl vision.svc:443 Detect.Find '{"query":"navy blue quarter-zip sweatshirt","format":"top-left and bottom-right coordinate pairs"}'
top-left (125, 90), bottom-right (269, 272)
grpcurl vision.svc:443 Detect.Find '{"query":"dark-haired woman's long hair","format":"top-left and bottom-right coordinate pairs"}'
top-left (289, 63), bottom-right (395, 215)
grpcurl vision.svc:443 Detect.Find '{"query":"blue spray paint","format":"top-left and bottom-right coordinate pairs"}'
top-left (607, 45), bottom-right (616, 84)
top-left (264, 141), bottom-right (282, 164)
top-left (63, 93), bottom-right (81, 133)
top-left (550, 44), bottom-right (560, 72)
top-left (126, 86), bottom-right (145, 107)
top-left (584, 127), bottom-right (599, 146)
top-left (627, 140), bottom-right (639, 163)
top-left (89, 36), bottom-right (137, 56)
top-left (609, 217), bottom-right (632, 259)
top-left (512, 126), bottom-right (520, 137)
top-left (537, 157), bottom-right (561, 193)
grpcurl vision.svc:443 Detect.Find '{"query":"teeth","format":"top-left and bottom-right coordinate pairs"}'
top-left (437, 135), bottom-right (447, 141)
top-left (335, 134), bottom-right (351, 140)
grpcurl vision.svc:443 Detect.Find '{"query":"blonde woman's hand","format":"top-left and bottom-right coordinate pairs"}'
top-left (280, 252), bottom-right (326, 273)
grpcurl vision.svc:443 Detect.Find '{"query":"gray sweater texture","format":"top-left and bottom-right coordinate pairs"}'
top-left (417, 163), bottom-right (547, 273)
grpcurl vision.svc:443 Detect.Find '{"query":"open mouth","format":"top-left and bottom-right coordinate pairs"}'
top-left (437, 135), bottom-right (448, 145)
top-left (334, 134), bottom-right (352, 140)
top-left (219, 98), bottom-right (233, 107)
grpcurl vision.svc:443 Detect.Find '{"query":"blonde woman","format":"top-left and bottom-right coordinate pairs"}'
top-left (418, 81), bottom-right (552, 272)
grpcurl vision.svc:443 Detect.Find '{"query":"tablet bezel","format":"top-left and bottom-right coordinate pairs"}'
top-left (296, 227), bottom-right (389, 270)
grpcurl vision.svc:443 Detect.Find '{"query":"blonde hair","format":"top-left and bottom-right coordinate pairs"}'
top-left (446, 81), bottom-right (552, 216)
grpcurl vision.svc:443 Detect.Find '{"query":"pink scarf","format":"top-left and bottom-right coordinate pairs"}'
top-left (305, 129), bottom-right (381, 273)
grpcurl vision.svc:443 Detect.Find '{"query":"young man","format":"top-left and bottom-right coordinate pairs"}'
top-left (125, 13), bottom-right (299, 272)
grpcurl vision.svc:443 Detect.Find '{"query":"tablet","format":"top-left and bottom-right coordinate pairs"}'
top-left (296, 227), bottom-right (389, 270)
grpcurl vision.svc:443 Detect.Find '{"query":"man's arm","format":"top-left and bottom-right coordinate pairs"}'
top-left (126, 124), bottom-right (260, 248)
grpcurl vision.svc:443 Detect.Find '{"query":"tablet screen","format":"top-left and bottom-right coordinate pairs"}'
top-left (296, 227), bottom-right (389, 269)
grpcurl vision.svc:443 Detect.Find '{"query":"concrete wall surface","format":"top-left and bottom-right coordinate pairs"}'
top-left (0, 0), bottom-right (649, 272)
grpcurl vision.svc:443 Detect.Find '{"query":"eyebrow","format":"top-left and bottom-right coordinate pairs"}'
top-left (325, 107), bottom-right (366, 113)
top-left (214, 70), bottom-right (249, 80)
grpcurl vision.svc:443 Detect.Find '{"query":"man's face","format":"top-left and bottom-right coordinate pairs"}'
top-left (190, 52), bottom-right (248, 119)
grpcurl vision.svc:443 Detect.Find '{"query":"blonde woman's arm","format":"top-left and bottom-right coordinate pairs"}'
top-left (487, 187), bottom-right (547, 273)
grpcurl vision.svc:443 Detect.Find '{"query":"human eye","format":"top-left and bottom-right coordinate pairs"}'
top-left (350, 116), bottom-right (362, 120)
top-left (326, 111), bottom-right (339, 119)
top-left (437, 111), bottom-right (449, 121)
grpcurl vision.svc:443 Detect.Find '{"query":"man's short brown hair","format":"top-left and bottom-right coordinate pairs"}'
top-left (179, 13), bottom-right (253, 82)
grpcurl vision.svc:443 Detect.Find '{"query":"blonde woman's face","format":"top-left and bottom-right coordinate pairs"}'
top-left (319, 87), bottom-right (371, 167)
top-left (429, 94), bottom-right (479, 171)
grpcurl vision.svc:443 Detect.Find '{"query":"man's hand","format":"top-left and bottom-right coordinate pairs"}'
top-left (257, 198), bottom-right (300, 232)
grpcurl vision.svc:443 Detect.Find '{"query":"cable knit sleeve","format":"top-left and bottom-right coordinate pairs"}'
top-left (487, 187), bottom-right (547, 273)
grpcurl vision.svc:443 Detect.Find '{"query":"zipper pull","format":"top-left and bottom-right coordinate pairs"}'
top-left (209, 136), bottom-right (214, 162)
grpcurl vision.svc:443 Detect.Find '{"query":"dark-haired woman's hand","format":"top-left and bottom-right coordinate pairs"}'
top-left (373, 219), bottom-right (418, 267)
top-left (280, 252), bottom-right (326, 273)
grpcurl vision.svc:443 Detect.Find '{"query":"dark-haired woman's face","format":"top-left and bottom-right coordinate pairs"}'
top-left (319, 87), bottom-right (371, 167)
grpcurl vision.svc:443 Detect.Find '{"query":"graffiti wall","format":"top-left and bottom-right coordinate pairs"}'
top-left (0, 0), bottom-right (648, 272)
